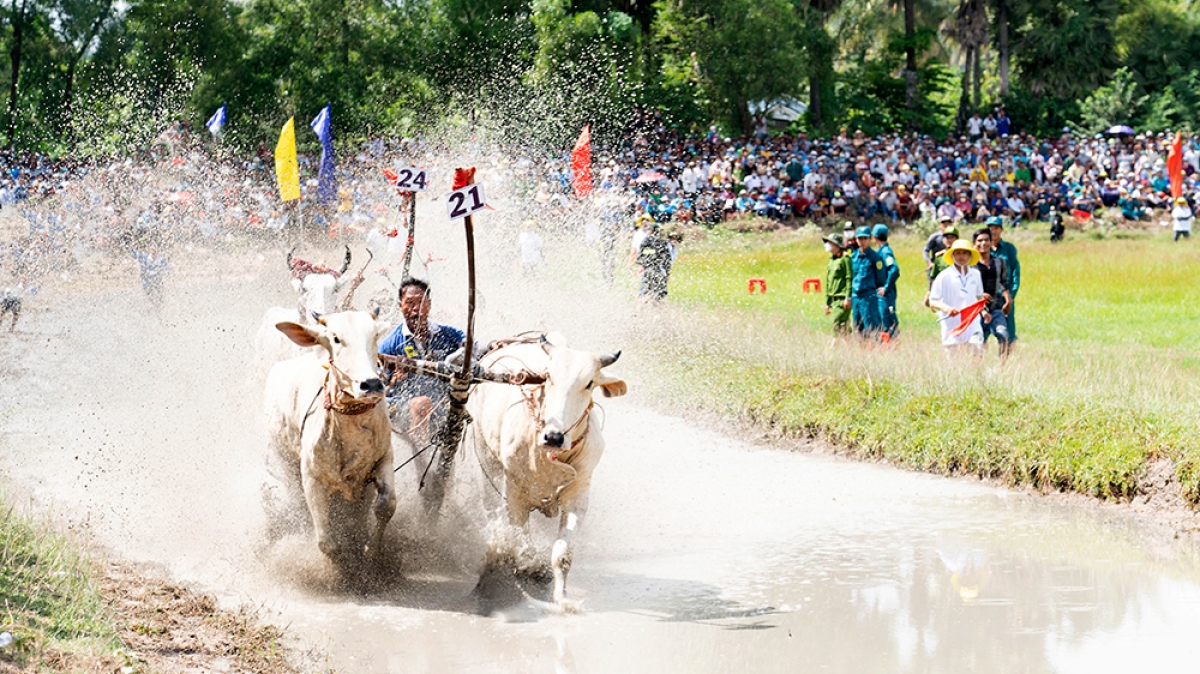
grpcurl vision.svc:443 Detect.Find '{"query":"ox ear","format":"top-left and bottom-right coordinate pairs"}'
top-left (594, 372), bottom-right (628, 398)
top-left (276, 321), bottom-right (324, 348)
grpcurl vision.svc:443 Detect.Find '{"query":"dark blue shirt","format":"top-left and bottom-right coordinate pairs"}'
top-left (851, 247), bottom-right (887, 296)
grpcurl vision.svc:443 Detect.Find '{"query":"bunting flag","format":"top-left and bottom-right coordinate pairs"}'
top-left (948, 299), bottom-right (988, 337)
top-left (206, 104), bottom-right (226, 136)
top-left (274, 117), bottom-right (300, 202)
top-left (1168, 130), bottom-right (1184, 198)
top-left (310, 104), bottom-right (338, 205)
top-left (571, 125), bottom-right (593, 197)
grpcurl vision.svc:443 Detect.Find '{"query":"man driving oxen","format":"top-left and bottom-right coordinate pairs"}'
top-left (378, 277), bottom-right (465, 451)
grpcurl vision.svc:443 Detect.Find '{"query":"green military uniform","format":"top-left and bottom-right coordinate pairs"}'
top-left (823, 233), bottom-right (852, 334)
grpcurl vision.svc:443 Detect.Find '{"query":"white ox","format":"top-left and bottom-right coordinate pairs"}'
top-left (263, 310), bottom-right (396, 561)
top-left (468, 336), bottom-right (626, 605)
top-left (255, 247), bottom-right (353, 367)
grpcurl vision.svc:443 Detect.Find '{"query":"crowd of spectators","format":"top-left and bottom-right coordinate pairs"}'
top-left (605, 107), bottom-right (1200, 230)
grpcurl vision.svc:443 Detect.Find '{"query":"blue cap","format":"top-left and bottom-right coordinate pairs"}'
top-left (872, 224), bottom-right (889, 239)
top-left (855, 226), bottom-right (872, 238)
top-left (986, 216), bottom-right (1004, 227)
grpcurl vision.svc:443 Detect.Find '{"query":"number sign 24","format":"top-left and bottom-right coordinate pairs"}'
top-left (446, 184), bottom-right (486, 220)
top-left (393, 167), bottom-right (428, 191)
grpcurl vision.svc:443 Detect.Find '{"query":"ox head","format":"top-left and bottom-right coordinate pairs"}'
top-left (537, 337), bottom-right (627, 450)
top-left (276, 309), bottom-right (390, 403)
top-left (287, 246), bottom-right (353, 320)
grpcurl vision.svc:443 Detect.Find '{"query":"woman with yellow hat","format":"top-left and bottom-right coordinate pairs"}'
top-left (928, 239), bottom-right (985, 353)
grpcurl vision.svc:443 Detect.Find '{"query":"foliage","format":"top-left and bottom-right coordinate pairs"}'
top-left (0, 493), bottom-right (119, 665)
top-left (2, 0), bottom-right (1200, 151)
top-left (1076, 67), bottom-right (1146, 135)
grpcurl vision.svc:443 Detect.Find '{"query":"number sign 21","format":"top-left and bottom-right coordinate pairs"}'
top-left (446, 184), bottom-right (486, 220)
top-left (393, 167), bottom-right (428, 191)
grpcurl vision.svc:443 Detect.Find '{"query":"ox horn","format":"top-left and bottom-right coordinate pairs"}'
top-left (311, 311), bottom-right (325, 325)
top-left (286, 246), bottom-right (296, 271)
top-left (339, 245), bottom-right (352, 274)
top-left (599, 350), bottom-right (621, 367)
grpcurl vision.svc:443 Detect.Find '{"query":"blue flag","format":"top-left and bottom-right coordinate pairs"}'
top-left (206, 104), bottom-right (226, 136)
top-left (310, 104), bottom-right (337, 205)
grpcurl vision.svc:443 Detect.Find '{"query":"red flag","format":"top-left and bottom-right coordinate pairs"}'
top-left (452, 167), bottom-right (476, 190)
top-left (571, 125), bottom-right (592, 197)
top-left (1168, 131), bottom-right (1183, 198)
top-left (949, 299), bottom-right (987, 337)
top-left (382, 168), bottom-right (398, 183)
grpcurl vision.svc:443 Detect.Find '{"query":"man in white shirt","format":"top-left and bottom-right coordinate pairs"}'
top-left (928, 239), bottom-right (985, 354)
top-left (743, 171), bottom-right (763, 192)
top-left (968, 114), bottom-right (983, 140)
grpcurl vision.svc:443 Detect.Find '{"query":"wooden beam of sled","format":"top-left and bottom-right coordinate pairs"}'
top-left (379, 354), bottom-right (544, 386)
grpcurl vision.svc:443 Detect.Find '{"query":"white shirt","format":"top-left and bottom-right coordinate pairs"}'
top-left (929, 264), bottom-right (985, 346)
top-left (1173, 205), bottom-right (1194, 232)
top-left (517, 231), bottom-right (543, 264)
top-left (968, 117), bottom-right (983, 135)
top-left (743, 173), bottom-right (763, 191)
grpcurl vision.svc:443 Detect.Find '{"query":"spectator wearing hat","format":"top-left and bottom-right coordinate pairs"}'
top-left (851, 225), bottom-right (887, 337)
top-left (987, 217), bottom-right (1021, 342)
top-left (928, 240), bottom-right (986, 354)
top-left (1172, 196), bottom-right (1193, 241)
top-left (823, 232), bottom-right (853, 336)
top-left (873, 224), bottom-right (900, 338)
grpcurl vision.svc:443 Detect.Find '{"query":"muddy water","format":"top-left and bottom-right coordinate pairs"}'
top-left (3, 252), bottom-right (1200, 673)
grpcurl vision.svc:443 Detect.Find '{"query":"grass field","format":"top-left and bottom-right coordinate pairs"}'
top-left (0, 493), bottom-right (120, 668)
top-left (640, 220), bottom-right (1200, 504)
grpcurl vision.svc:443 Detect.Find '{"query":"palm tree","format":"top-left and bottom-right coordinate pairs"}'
top-left (954, 0), bottom-right (989, 128)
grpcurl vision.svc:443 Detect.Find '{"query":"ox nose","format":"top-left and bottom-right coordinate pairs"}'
top-left (542, 430), bottom-right (565, 448)
top-left (360, 378), bottom-right (384, 395)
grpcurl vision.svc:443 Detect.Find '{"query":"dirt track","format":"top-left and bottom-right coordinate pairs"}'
top-left (5, 238), bottom-right (1200, 672)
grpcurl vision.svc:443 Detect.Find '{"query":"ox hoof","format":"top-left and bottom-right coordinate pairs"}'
top-left (318, 538), bottom-right (342, 559)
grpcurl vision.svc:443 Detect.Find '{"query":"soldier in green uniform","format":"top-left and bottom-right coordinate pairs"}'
top-left (823, 232), bottom-right (852, 336)
top-left (987, 216), bottom-right (1020, 342)
top-left (873, 224), bottom-right (900, 338)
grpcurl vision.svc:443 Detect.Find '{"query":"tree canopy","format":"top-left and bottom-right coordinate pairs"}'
top-left (1, 0), bottom-right (1198, 153)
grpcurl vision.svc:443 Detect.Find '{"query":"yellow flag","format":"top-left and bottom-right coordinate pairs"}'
top-left (275, 117), bottom-right (300, 202)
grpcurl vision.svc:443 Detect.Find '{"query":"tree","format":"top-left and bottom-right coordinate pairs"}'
top-left (49, 0), bottom-right (115, 145)
top-left (953, 0), bottom-right (988, 127)
top-left (1010, 0), bottom-right (1119, 100)
top-left (7, 0), bottom-right (34, 147)
top-left (654, 0), bottom-right (806, 133)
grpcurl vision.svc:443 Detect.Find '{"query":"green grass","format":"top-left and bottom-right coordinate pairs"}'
top-left (0, 492), bottom-right (119, 667)
top-left (642, 221), bottom-right (1200, 504)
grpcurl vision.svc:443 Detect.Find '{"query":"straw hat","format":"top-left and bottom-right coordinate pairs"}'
top-left (943, 239), bottom-right (981, 266)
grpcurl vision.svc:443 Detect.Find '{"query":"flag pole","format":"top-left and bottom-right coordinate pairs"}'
top-left (425, 169), bottom-right (478, 511)
top-left (401, 190), bottom-right (417, 279)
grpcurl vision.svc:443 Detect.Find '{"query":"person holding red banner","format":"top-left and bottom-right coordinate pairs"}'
top-left (928, 239), bottom-right (986, 355)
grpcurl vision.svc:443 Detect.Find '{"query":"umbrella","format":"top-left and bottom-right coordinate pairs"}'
top-left (633, 171), bottom-right (666, 183)
top-left (1106, 125), bottom-right (1136, 136)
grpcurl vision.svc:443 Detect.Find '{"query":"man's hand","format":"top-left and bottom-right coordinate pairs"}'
top-left (824, 305), bottom-right (831, 315)
top-left (843, 298), bottom-right (851, 310)
top-left (983, 310), bottom-right (992, 325)
top-left (947, 307), bottom-right (960, 317)
top-left (877, 287), bottom-right (886, 297)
